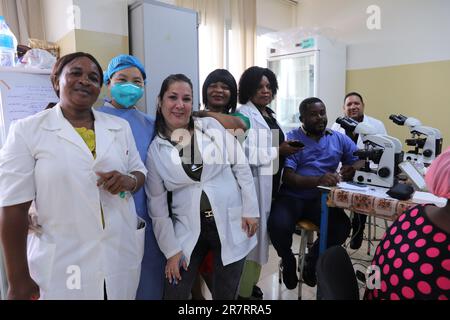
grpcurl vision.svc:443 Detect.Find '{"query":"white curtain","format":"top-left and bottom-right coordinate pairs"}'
top-left (176, 0), bottom-right (256, 93)
top-left (229, 0), bottom-right (256, 82)
top-left (0, 0), bottom-right (46, 44)
top-left (176, 0), bottom-right (225, 93)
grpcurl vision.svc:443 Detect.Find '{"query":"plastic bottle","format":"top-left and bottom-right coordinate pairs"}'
top-left (0, 16), bottom-right (18, 67)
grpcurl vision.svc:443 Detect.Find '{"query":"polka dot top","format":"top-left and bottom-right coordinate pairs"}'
top-left (365, 205), bottom-right (449, 300)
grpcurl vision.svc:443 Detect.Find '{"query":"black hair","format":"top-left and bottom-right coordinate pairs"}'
top-left (45, 102), bottom-right (57, 110)
top-left (202, 69), bottom-right (237, 113)
top-left (344, 92), bottom-right (364, 104)
top-left (50, 52), bottom-right (103, 98)
top-left (299, 97), bottom-right (324, 118)
top-left (238, 66), bottom-right (278, 105)
top-left (155, 74), bottom-right (194, 138)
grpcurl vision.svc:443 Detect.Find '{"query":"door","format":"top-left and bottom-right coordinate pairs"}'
top-left (268, 51), bottom-right (317, 132)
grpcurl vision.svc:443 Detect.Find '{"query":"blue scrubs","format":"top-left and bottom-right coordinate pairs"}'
top-left (98, 103), bottom-right (165, 300)
top-left (280, 128), bottom-right (359, 199)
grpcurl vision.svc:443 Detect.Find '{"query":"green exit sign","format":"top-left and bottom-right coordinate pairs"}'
top-left (296, 38), bottom-right (315, 49)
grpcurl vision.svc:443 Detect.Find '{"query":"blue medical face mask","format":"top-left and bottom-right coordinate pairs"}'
top-left (110, 82), bottom-right (144, 108)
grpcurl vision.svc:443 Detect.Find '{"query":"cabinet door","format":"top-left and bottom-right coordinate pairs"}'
top-left (268, 52), bottom-right (317, 131)
top-left (130, 1), bottom-right (200, 116)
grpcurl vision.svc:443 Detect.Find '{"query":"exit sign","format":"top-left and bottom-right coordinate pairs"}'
top-left (295, 38), bottom-right (315, 49)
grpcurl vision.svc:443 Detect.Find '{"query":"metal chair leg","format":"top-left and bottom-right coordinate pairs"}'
top-left (367, 216), bottom-right (372, 255)
top-left (278, 259), bottom-right (282, 284)
top-left (374, 217), bottom-right (378, 240)
top-left (297, 230), bottom-right (308, 300)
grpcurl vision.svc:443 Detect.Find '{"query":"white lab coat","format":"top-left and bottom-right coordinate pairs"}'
top-left (331, 115), bottom-right (387, 148)
top-left (237, 102), bottom-right (280, 265)
top-left (0, 104), bottom-right (147, 300)
top-left (146, 117), bottom-right (259, 266)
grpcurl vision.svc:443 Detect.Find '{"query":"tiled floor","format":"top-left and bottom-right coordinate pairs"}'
top-left (256, 216), bottom-right (390, 300)
top-left (201, 215), bottom-right (391, 300)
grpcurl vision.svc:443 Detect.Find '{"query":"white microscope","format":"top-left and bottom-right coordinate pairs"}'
top-left (336, 117), bottom-right (404, 188)
top-left (389, 114), bottom-right (443, 166)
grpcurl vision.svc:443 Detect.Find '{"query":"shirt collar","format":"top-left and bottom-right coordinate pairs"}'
top-left (258, 106), bottom-right (276, 119)
top-left (300, 126), bottom-right (333, 137)
top-left (104, 101), bottom-right (115, 109)
top-left (266, 107), bottom-right (276, 115)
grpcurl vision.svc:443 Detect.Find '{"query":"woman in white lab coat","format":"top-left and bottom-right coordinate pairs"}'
top-left (0, 52), bottom-right (147, 300)
top-left (237, 66), bottom-right (301, 299)
top-left (146, 74), bottom-right (259, 300)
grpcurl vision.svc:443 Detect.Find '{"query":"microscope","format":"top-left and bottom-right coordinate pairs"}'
top-left (389, 114), bottom-right (443, 166)
top-left (336, 117), bottom-right (403, 188)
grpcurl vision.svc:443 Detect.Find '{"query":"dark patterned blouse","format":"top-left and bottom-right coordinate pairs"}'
top-left (365, 204), bottom-right (449, 300)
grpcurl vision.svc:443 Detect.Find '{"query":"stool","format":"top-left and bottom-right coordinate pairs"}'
top-left (278, 219), bottom-right (319, 300)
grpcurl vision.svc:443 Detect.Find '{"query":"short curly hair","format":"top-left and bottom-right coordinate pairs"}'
top-left (299, 97), bottom-right (324, 119)
top-left (238, 66), bottom-right (278, 105)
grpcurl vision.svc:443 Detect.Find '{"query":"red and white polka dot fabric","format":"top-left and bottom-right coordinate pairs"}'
top-left (365, 205), bottom-right (450, 300)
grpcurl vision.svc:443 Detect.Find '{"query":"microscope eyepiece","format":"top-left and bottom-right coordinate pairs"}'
top-left (406, 138), bottom-right (426, 149)
top-left (336, 117), bottom-right (358, 133)
top-left (389, 114), bottom-right (408, 126)
top-left (354, 149), bottom-right (383, 164)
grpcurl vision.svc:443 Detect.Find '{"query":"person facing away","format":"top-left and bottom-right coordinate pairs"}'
top-left (237, 66), bottom-right (301, 299)
top-left (331, 92), bottom-right (387, 250)
top-left (268, 97), bottom-right (360, 290)
top-left (98, 54), bottom-right (165, 300)
top-left (0, 52), bottom-right (147, 300)
top-left (145, 74), bottom-right (260, 300)
top-left (365, 147), bottom-right (450, 300)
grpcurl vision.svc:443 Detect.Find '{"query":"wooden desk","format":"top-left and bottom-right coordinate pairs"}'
top-left (318, 186), bottom-right (416, 254)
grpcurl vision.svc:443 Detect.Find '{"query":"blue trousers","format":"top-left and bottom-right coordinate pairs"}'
top-left (136, 221), bottom-right (166, 300)
top-left (268, 194), bottom-right (351, 269)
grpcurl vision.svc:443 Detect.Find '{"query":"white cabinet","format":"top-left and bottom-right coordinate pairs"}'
top-left (267, 35), bottom-right (346, 131)
top-left (129, 0), bottom-right (200, 115)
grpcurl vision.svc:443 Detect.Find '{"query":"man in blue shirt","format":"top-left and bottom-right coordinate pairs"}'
top-left (268, 97), bottom-right (359, 289)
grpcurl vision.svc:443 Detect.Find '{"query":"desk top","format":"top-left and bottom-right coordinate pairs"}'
top-left (325, 187), bottom-right (415, 221)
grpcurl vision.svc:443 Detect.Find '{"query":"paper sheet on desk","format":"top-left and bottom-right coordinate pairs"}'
top-left (337, 182), bottom-right (391, 198)
top-left (412, 191), bottom-right (448, 208)
top-left (337, 182), bottom-right (369, 191)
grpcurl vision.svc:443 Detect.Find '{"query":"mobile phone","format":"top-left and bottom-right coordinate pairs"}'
top-left (288, 140), bottom-right (304, 148)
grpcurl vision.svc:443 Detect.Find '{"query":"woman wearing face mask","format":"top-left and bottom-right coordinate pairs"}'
top-left (146, 74), bottom-right (259, 300)
top-left (98, 54), bottom-right (165, 300)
